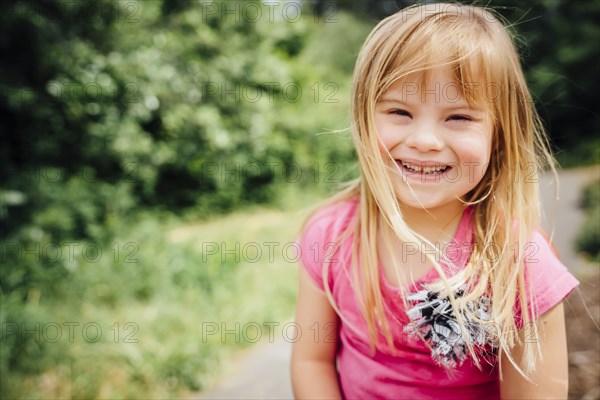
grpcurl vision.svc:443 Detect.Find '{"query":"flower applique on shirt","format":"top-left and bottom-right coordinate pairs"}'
top-left (404, 284), bottom-right (498, 368)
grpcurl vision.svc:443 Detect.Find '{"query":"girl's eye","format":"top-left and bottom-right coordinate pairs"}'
top-left (447, 114), bottom-right (472, 122)
top-left (390, 109), bottom-right (412, 117)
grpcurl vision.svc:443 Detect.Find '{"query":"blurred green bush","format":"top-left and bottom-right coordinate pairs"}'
top-left (1, 0), bottom-right (598, 397)
top-left (0, 0), bottom-right (365, 396)
top-left (576, 178), bottom-right (600, 262)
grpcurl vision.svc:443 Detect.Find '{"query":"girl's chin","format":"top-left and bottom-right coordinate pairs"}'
top-left (395, 194), bottom-right (463, 211)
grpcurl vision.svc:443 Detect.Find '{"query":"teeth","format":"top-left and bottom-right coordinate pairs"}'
top-left (401, 161), bottom-right (448, 174)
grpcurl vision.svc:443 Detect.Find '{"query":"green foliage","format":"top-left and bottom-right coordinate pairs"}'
top-left (0, 0), bottom-right (358, 395)
top-left (504, 0), bottom-right (600, 157)
top-left (2, 0), bottom-right (598, 396)
top-left (576, 178), bottom-right (600, 262)
top-left (555, 138), bottom-right (600, 168)
top-left (1, 205), bottom-right (305, 398)
top-left (1, 0), bottom-right (358, 243)
top-left (0, 0), bottom-right (357, 290)
top-left (579, 178), bottom-right (600, 210)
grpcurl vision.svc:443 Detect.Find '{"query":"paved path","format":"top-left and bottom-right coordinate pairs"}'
top-left (195, 166), bottom-right (599, 400)
top-left (196, 336), bottom-right (294, 400)
top-left (539, 166), bottom-right (600, 274)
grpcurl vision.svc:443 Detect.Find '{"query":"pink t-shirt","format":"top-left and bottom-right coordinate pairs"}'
top-left (296, 196), bottom-right (579, 400)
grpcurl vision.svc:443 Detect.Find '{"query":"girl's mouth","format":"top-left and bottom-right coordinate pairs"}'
top-left (396, 160), bottom-right (453, 181)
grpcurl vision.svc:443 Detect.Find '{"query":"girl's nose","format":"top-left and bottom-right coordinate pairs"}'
top-left (403, 123), bottom-right (444, 152)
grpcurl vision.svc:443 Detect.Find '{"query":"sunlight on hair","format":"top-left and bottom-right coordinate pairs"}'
top-left (303, 2), bottom-right (561, 381)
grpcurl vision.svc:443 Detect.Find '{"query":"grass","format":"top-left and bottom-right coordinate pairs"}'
top-left (576, 177), bottom-right (600, 263)
top-left (1, 189), bottom-right (325, 399)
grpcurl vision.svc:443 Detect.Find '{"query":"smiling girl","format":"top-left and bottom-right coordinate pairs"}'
top-left (291, 3), bottom-right (579, 399)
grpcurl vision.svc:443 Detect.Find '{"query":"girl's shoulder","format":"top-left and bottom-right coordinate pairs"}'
top-left (523, 227), bottom-right (566, 273)
top-left (301, 195), bottom-right (359, 242)
top-left (296, 196), bottom-right (359, 291)
top-left (518, 227), bottom-right (580, 322)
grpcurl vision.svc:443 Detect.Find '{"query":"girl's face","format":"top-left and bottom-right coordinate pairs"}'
top-left (374, 66), bottom-right (493, 211)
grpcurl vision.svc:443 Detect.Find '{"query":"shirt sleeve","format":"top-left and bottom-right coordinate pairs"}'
top-left (520, 229), bottom-right (580, 322)
top-left (295, 209), bottom-right (337, 292)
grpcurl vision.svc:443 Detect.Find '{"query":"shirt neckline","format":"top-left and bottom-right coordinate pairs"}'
top-left (377, 205), bottom-right (474, 292)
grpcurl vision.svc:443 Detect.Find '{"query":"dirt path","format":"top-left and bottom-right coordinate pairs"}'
top-left (552, 166), bottom-right (600, 400)
top-left (195, 335), bottom-right (293, 399)
top-left (195, 166), bottom-right (600, 400)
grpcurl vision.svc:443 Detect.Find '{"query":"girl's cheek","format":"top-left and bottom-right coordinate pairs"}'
top-left (456, 133), bottom-right (492, 163)
top-left (374, 123), bottom-right (395, 153)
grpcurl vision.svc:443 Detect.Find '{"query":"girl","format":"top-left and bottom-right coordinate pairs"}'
top-left (291, 3), bottom-right (579, 400)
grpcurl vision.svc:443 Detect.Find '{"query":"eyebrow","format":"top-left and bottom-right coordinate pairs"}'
top-left (378, 96), bottom-right (484, 112)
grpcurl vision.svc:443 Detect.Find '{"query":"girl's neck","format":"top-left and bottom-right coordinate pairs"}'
top-left (399, 201), bottom-right (467, 244)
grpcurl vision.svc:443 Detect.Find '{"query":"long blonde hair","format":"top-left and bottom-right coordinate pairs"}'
top-left (304, 3), bottom-right (559, 380)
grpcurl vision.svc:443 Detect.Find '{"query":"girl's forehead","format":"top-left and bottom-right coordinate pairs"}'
top-left (380, 66), bottom-right (493, 110)
top-left (387, 67), bottom-right (455, 92)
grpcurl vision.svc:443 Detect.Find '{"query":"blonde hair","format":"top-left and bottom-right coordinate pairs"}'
top-left (304, 3), bottom-right (559, 380)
